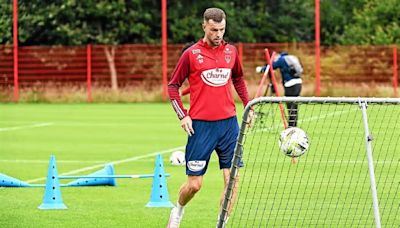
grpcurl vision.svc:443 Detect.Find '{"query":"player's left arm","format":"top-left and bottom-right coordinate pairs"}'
top-left (231, 47), bottom-right (254, 126)
top-left (231, 47), bottom-right (249, 108)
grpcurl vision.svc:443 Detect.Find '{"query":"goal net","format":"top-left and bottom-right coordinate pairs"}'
top-left (217, 97), bottom-right (400, 228)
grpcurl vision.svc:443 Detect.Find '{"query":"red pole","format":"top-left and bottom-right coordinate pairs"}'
top-left (87, 45), bottom-right (92, 102)
top-left (265, 49), bottom-right (288, 129)
top-left (161, 0), bottom-right (168, 100)
top-left (254, 64), bottom-right (269, 98)
top-left (393, 46), bottom-right (398, 97)
top-left (13, 0), bottom-right (19, 102)
top-left (315, 0), bottom-right (321, 96)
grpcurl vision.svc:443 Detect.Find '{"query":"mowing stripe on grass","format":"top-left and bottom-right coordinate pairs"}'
top-left (25, 145), bottom-right (185, 183)
top-left (0, 122), bottom-right (54, 132)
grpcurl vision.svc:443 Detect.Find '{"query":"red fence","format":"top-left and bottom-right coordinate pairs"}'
top-left (0, 43), bottom-right (398, 101)
top-left (1, 44), bottom-right (170, 86)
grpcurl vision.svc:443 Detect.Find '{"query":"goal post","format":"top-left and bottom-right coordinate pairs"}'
top-left (217, 97), bottom-right (400, 228)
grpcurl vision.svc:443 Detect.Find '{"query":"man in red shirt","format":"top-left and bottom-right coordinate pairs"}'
top-left (167, 8), bottom-right (249, 228)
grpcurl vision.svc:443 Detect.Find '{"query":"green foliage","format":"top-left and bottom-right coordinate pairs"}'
top-left (341, 0), bottom-right (400, 44)
top-left (17, 0), bottom-right (160, 45)
top-left (320, 0), bottom-right (365, 45)
top-left (264, 0), bottom-right (315, 42)
top-left (0, 0), bottom-right (398, 45)
top-left (0, 0), bottom-right (12, 44)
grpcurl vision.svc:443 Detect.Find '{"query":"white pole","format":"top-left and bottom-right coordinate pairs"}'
top-left (359, 101), bottom-right (381, 228)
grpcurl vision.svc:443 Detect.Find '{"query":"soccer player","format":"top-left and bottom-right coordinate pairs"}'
top-left (167, 7), bottom-right (249, 228)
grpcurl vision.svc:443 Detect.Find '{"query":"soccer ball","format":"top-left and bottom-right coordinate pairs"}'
top-left (169, 151), bottom-right (186, 166)
top-left (278, 127), bottom-right (309, 157)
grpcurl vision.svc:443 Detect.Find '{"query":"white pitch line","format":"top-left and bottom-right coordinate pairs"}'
top-left (254, 109), bottom-right (354, 133)
top-left (0, 122), bottom-right (54, 132)
top-left (0, 160), bottom-right (107, 164)
top-left (25, 146), bottom-right (185, 183)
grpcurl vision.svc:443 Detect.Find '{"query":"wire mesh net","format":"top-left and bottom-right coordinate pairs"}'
top-left (222, 98), bottom-right (400, 227)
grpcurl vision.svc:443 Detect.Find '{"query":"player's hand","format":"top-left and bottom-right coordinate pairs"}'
top-left (246, 108), bottom-right (255, 128)
top-left (180, 116), bottom-right (194, 136)
top-left (255, 65), bottom-right (269, 73)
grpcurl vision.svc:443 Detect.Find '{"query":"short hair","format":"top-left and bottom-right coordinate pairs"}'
top-left (203, 8), bottom-right (226, 23)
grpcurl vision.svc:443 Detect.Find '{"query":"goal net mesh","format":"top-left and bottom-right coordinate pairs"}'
top-left (220, 97), bottom-right (400, 227)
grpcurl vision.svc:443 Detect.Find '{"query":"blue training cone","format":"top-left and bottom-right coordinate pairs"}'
top-left (0, 173), bottom-right (31, 187)
top-left (38, 155), bottom-right (67, 210)
top-left (66, 164), bottom-right (117, 187)
top-left (146, 154), bottom-right (174, 207)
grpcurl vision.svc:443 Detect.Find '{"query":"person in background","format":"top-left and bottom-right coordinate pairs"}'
top-left (257, 52), bottom-right (303, 127)
top-left (167, 7), bottom-right (249, 228)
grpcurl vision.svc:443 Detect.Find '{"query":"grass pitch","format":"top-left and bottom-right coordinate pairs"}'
top-left (1, 102), bottom-right (399, 227)
top-left (0, 103), bottom-right (225, 228)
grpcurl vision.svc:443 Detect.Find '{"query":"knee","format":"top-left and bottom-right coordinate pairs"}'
top-left (187, 181), bottom-right (202, 194)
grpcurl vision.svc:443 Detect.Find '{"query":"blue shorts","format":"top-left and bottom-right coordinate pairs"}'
top-left (185, 116), bottom-right (239, 176)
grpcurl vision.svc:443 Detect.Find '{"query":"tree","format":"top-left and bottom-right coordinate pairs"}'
top-left (0, 0), bottom-right (12, 44)
top-left (320, 0), bottom-right (365, 45)
top-left (341, 0), bottom-right (400, 45)
top-left (263, 0), bottom-right (314, 42)
top-left (2, 0), bottom-right (398, 47)
top-left (16, 0), bottom-right (161, 90)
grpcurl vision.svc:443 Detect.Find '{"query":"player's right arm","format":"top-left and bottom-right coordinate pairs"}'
top-left (168, 50), bottom-right (194, 136)
top-left (168, 50), bottom-right (190, 119)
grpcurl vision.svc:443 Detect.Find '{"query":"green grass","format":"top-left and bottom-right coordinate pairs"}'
top-left (1, 103), bottom-right (399, 227)
top-left (0, 103), bottom-right (226, 228)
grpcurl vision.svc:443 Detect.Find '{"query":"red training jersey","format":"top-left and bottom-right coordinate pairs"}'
top-left (168, 39), bottom-right (249, 121)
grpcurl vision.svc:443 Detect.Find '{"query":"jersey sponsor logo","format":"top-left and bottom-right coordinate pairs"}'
top-left (192, 49), bottom-right (201, 54)
top-left (187, 160), bottom-right (206, 172)
top-left (201, 68), bottom-right (231, 87)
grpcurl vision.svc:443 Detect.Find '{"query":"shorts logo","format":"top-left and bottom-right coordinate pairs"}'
top-left (200, 68), bottom-right (231, 87)
top-left (187, 160), bottom-right (206, 172)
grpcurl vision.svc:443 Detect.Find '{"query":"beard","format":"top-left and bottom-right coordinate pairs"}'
top-left (208, 37), bottom-right (221, 47)
top-left (212, 39), bottom-right (221, 46)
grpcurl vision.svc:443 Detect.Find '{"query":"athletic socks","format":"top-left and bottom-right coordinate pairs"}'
top-left (176, 202), bottom-right (184, 216)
